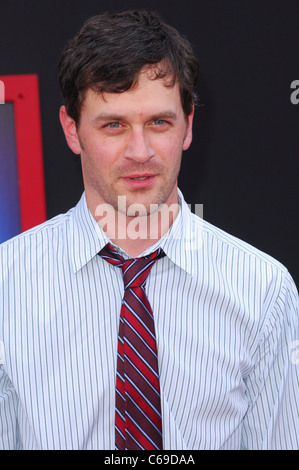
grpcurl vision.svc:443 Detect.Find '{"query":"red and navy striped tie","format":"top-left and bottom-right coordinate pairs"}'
top-left (99, 243), bottom-right (165, 450)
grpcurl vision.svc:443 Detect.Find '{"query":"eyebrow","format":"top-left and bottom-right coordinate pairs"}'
top-left (91, 111), bottom-right (178, 124)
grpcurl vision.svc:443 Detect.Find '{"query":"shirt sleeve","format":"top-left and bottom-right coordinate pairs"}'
top-left (241, 269), bottom-right (299, 449)
top-left (0, 365), bottom-right (20, 449)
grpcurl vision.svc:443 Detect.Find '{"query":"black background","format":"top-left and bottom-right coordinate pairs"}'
top-left (0, 0), bottom-right (298, 285)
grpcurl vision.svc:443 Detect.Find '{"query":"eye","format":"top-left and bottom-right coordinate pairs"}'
top-left (107, 122), bottom-right (121, 128)
top-left (153, 119), bottom-right (166, 126)
top-left (102, 121), bottom-right (123, 134)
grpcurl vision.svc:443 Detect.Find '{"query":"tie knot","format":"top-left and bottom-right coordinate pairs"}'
top-left (98, 243), bottom-right (165, 289)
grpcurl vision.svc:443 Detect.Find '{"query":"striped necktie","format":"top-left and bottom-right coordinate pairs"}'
top-left (99, 243), bottom-right (165, 450)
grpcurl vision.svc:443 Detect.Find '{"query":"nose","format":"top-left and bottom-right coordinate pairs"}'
top-left (124, 128), bottom-right (154, 163)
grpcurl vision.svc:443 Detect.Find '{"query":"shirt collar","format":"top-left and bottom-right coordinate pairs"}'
top-left (70, 190), bottom-right (200, 276)
top-left (151, 189), bottom-right (198, 276)
top-left (70, 193), bottom-right (109, 273)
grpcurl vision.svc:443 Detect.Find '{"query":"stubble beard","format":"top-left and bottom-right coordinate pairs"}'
top-left (95, 159), bottom-right (181, 218)
top-left (97, 177), bottom-right (178, 218)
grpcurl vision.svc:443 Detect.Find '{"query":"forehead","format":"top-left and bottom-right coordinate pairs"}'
top-left (81, 72), bottom-right (183, 119)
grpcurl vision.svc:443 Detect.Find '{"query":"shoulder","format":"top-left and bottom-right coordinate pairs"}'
top-left (190, 212), bottom-right (299, 305)
top-left (191, 213), bottom-right (298, 330)
top-left (191, 211), bottom-right (288, 274)
top-left (0, 207), bottom-right (75, 268)
top-left (0, 208), bottom-right (74, 245)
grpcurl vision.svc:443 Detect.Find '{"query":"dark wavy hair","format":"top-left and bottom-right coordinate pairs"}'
top-left (58, 10), bottom-right (199, 124)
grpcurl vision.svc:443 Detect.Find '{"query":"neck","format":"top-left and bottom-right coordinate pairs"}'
top-left (94, 201), bottom-right (179, 257)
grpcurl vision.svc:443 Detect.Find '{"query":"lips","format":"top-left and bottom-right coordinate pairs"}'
top-left (122, 174), bottom-right (156, 188)
top-left (126, 174), bottom-right (154, 179)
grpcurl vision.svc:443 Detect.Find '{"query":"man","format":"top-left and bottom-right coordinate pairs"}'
top-left (0, 10), bottom-right (298, 450)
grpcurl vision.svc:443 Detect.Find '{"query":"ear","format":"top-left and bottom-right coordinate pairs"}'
top-left (182, 104), bottom-right (194, 151)
top-left (59, 105), bottom-right (82, 155)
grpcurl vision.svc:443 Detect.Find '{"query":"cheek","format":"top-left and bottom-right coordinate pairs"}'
top-left (157, 136), bottom-right (184, 164)
top-left (156, 123), bottom-right (188, 155)
top-left (82, 137), bottom-right (123, 171)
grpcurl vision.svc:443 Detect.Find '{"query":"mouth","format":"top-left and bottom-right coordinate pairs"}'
top-left (122, 174), bottom-right (156, 188)
top-left (129, 176), bottom-right (150, 180)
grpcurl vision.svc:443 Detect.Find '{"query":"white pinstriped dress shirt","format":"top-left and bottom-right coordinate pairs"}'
top-left (0, 189), bottom-right (298, 450)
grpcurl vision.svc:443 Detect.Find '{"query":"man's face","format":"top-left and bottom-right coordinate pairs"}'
top-left (60, 68), bottom-right (194, 217)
